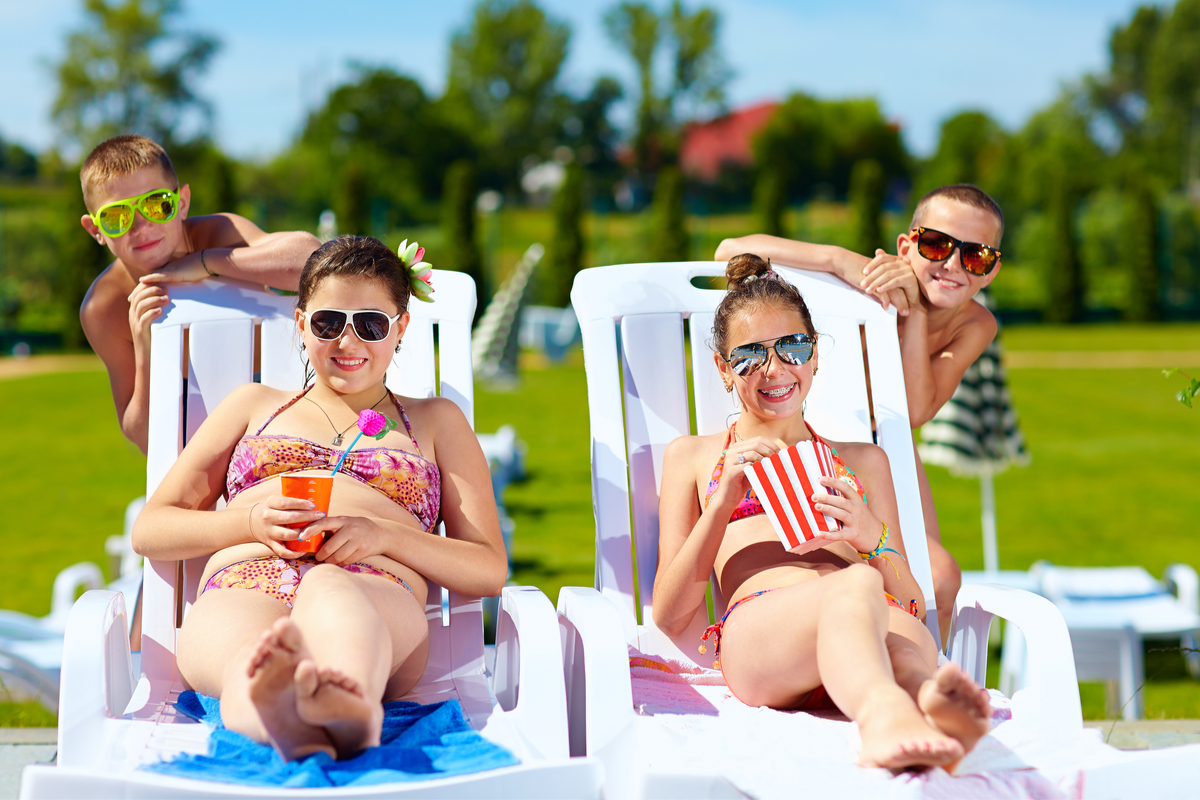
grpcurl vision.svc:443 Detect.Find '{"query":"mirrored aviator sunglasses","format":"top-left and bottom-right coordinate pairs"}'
top-left (726, 333), bottom-right (816, 376)
top-left (913, 227), bottom-right (1000, 276)
top-left (306, 308), bottom-right (401, 341)
top-left (92, 188), bottom-right (180, 238)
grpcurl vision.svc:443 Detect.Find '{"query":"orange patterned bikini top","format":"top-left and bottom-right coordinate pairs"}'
top-left (226, 388), bottom-right (440, 532)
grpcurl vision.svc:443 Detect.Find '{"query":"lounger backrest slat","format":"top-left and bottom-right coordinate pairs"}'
top-left (389, 316), bottom-right (436, 400)
top-left (619, 314), bottom-right (691, 629)
top-left (260, 316), bottom-right (306, 391)
top-left (804, 314), bottom-right (873, 444)
top-left (688, 310), bottom-right (737, 438)
top-left (579, 314), bottom-right (639, 639)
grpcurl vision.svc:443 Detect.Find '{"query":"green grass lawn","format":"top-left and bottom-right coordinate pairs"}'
top-left (1, 322), bottom-right (1197, 725)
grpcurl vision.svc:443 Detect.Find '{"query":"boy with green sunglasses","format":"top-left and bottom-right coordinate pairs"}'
top-left (79, 134), bottom-right (321, 455)
top-left (715, 184), bottom-right (1004, 647)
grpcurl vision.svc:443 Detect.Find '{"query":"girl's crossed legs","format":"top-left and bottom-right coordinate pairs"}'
top-left (716, 564), bottom-right (989, 770)
top-left (177, 563), bottom-right (430, 761)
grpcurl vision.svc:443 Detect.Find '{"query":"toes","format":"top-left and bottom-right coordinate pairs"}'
top-left (273, 618), bottom-right (305, 654)
top-left (295, 659), bottom-right (320, 698)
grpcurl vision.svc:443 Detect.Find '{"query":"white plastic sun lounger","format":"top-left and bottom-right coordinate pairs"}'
top-left (556, 262), bottom-right (1200, 799)
top-left (21, 273), bottom-right (601, 799)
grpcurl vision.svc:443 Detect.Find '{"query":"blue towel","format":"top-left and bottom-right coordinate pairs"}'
top-left (142, 691), bottom-right (519, 788)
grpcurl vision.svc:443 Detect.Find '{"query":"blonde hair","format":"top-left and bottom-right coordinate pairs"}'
top-left (910, 184), bottom-right (1004, 244)
top-left (80, 135), bottom-right (178, 211)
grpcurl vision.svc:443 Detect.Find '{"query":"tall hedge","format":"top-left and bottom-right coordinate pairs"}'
top-left (1126, 182), bottom-right (1160, 321)
top-left (753, 171), bottom-right (785, 238)
top-left (849, 159), bottom-right (884, 256)
top-left (440, 160), bottom-right (486, 309)
top-left (1045, 184), bottom-right (1085, 323)
top-left (650, 166), bottom-right (688, 262)
top-left (546, 162), bottom-right (585, 307)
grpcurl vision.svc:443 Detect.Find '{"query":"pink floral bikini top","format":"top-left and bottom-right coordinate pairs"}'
top-left (226, 388), bottom-right (440, 532)
top-left (703, 421), bottom-right (865, 522)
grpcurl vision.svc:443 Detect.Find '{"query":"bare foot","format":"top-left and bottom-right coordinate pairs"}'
top-left (856, 686), bottom-right (964, 771)
top-left (246, 618), bottom-right (334, 761)
top-left (295, 659), bottom-right (382, 758)
top-left (918, 662), bottom-right (991, 756)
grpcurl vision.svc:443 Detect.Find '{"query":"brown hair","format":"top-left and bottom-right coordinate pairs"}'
top-left (297, 235), bottom-right (411, 314)
top-left (712, 253), bottom-right (816, 356)
top-left (80, 135), bottom-right (178, 211)
top-left (910, 184), bottom-right (1005, 243)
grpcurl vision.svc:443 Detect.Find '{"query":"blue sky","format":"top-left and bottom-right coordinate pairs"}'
top-left (1, 0), bottom-right (1149, 160)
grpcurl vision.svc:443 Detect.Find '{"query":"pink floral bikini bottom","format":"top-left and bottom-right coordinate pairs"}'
top-left (202, 556), bottom-right (413, 610)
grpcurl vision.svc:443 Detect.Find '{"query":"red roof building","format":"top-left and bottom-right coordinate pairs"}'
top-left (679, 101), bottom-right (779, 182)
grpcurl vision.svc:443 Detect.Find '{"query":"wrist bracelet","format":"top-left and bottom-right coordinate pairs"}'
top-left (858, 522), bottom-right (904, 562)
top-left (200, 249), bottom-right (217, 277)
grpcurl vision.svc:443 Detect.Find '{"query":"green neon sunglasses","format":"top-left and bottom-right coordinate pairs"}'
top-left (90, 188), bottom-right (180, 238)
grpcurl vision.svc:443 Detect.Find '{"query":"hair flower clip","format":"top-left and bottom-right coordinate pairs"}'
top-left (398, 240), bottom-right (435, 303)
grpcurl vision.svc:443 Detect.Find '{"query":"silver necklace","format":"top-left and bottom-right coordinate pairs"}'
top-left (305, 390), bottom-right (389, 446)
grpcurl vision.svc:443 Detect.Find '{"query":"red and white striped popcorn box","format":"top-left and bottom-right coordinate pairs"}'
top-left (744, 439), bottom-right (842, 554)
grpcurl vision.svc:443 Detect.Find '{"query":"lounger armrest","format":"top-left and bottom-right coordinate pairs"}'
top-left (556, 587), bottom-right (635, 758)
top-left (949, 583), bottom-right (1082, 736)
top-left (1164, 563), bottom-right (1200, 616)
top-left (58, 590), bottom-right (135, 769)
top-left (494, 585), bottom-right (570, 760)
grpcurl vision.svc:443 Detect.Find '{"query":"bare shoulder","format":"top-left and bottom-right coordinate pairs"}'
top-left (80, 263), bottom-right (129, 328)
top-left (826, 439), bottom-right (891, 480)
top-left (665, 430), bottom-right (725, 481)
top-left (186, 213), bottom-right (263, 249)
top-left (396, 395), bottom-right (470, 436)
top-left (222, 382), bottom-right (292, 425)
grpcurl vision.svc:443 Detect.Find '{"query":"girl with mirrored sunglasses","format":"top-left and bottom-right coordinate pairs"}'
top-left (653, 254), bottom-right (990, 771)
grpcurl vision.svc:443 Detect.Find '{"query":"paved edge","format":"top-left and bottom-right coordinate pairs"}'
top-left (0, 730), bottom-right (55, 745)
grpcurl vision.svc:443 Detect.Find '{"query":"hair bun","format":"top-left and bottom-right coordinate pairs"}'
top-left (725, 253), bottom-right (773, 292)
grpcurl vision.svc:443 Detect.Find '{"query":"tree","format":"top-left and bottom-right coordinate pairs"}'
top-left (1045, 180), bottom-right (1085, 323)
top-left (444, 0), bottom-right (571, 191)
top-left (849, 159), bottom-right (884, 256)
top-left (603, 0), bottom-right (729, 173)
top-left (441, 161), bottom-right (486, 311)
top-left (562, 77), bottom-right (625, 201)
top-left (649, 166), bottom-right (689, 262)
top-left (51, 0), bottom-right (218, 151)
top-left (301, 67), bottom-right (474, 203)
top-left (546, 162), bottom-right (585, 306)
top-left (753, 171), bottom-right (785, 238)
top-left (916, 111), bottom-right (1007, 197)
top-left (753, 93), bottom-right (908, 204)
top-left (1125, 181), bottom-right (1161, 320)
top-left (336, 158), bottom-right (369, 237)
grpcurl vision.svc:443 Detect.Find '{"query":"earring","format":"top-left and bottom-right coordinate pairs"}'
top-left (395, 339), bottom-right (403, 353)
top-left (812, 366), bottom-right (818, 376)
top-left (722, 379), bottom-right (732, 392)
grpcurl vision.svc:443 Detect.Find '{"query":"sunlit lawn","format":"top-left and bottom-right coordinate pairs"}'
top-left (1, 322), bottom-right (1197, 724)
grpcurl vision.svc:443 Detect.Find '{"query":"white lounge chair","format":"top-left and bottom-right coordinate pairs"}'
top-left (556, 262), bottom-right (1200, 798)
top-left (21, 273), bottom-right (601, 799)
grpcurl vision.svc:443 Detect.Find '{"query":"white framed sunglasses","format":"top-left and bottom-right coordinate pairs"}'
top-left (303, 308), bottom-right (402, 341)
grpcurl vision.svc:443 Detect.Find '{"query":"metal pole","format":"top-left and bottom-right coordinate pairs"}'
top-left (981, 466), bottom-right (999, 573)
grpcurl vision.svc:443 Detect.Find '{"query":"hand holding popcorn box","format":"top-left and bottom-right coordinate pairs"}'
top-left (743, 439), bottom-right (843, 554)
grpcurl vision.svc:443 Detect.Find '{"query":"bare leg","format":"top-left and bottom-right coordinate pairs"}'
top-left (288, 565), bottom-right (429, 758)
top-left (176, 589), bottom-right (334, 760)
top-left (884, 605), bottom-right (990, 755)
top-left (719, 565), bottom-right (961, 770)
top-left (915, 443), bottom-right (960, 649)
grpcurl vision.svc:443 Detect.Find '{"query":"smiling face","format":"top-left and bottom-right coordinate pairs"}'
top-left (716, 303), bottom-right (817, 422)
top-left (80, 165), bottom-right (191, 274)
top-left (296, 275), bottom-right (410, 397)
top-left (898, 198), bottom-right (1002, 308)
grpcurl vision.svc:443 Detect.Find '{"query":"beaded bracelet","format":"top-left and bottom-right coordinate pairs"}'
top-left (200, 248), bottom-right (217, 277)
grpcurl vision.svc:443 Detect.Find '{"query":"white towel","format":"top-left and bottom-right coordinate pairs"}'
top-left (626, 648), bottom-right (1090, 799)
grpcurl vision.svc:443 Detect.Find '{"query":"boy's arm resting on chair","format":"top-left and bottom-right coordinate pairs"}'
top-left (715, 235), bottom-right (916, 316)
top-left (142, 213), bottom-right (319, 290)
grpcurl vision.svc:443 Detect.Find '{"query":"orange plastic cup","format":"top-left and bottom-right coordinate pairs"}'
top-left (280, 475), bottom-right (333, 553)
